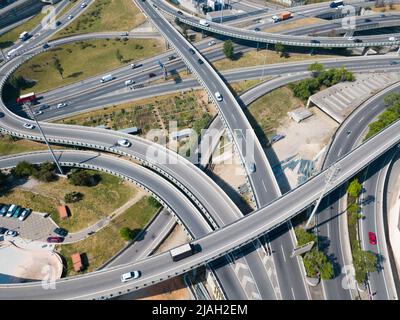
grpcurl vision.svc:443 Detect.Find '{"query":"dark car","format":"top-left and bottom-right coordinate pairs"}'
top-left (364, 18), bottom-right (372, 22)
top-left (54, 227), bottom-right (68, 237)
top-left (311, 39), bottom-right (320, 44)
top-left (148, 72), bottom-right (156, 78)
top-left (177, 10), bottom-right (183, 15)
top-left (55, 21), bottom-right (62, 26)
top-left (0, 112), bottom-right (4, 118)
top-left (390, 60), bottom-right (399, 65)
top-left (254, 27), bottom-right (260, 31)
top-left (47, 236), bottom-right (64, 243)
top-left (354, 38), bottom-right (362, 43)
top-left (168, 55), bottom-right (176, 61)
top-left (0, 205), bottom-right (9, 216)
top-left (42, 43), bottom-right (50, 49)
top-left (197, 58), bottom-right (204, 64)
top-left (0, 227), bottom-right (8, 235)
top-left (39, 104), bottom-right (50, 111)
top-left (189, 48), bottom-right (195, 54)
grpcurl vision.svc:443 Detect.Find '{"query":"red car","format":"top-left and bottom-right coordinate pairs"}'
top-left (368, 232), bottom-right (377, 245)
top-left (47, 236), bottom-right (64, 243)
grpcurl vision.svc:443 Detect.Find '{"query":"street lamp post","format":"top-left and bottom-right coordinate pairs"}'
top-left (305, 163), bottom-right (341, 229)
top-left (23, 102), bottom-right (64, 175)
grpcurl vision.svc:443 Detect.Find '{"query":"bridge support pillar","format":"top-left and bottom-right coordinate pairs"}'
top-left (362, 46), bottom-right (370, 56)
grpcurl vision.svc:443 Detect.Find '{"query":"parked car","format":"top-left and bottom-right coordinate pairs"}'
top-left (0, 205), bottom-right (9, 216)
top-left (47, 236), bottom-right (64, 243)
top-left (5, 230), bottom-right (18, 237)
top-left (120, 271), bottom-right (140, 282)
top-left (18, 209), bottom-right (31, 221)
top-left (368, 232), bottom-right (377, 245)
top-left (214, 91), bottom-right (223, 102)
top-left (0, 227), bottom-right (8, 235)
top-left (54, 227), bottom-right (68, 237)
top-left (117, 139), bottom-right (131, 147)
top-left (11, 207), bottom-right (23, 218)
top-left (6, 204), bottom-right (16, 217)
top-left (23, 123), bottom-right (35, 130)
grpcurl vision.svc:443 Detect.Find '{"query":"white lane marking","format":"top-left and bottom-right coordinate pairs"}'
top-left (291, 287), bottom-right (296, 300)
top-left (262, 179), bottom-right (267, 192)
top-left (281, 245), bottom-right (286, 262)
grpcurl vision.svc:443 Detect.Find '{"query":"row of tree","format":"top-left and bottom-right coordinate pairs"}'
top-left (13, 161), bottom-right (57, 182)
top-left (290, 63), bottom-right (355, 101)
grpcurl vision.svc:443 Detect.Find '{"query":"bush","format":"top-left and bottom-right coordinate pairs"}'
top-left (13, 161), bottom-right (34, 177)
top-left (148, 196), bottom-right (161, 208)
top-left (347, 178), bottom-right (362, 198)
top-left (295, 227), bottom-right (317, 246)
top-left (68, 169), bottom-right (99, 186)
top-left (119, 227), bottom-right (134, 241)
top-left (223, 40), bottom-right (234, 60)
top-left (64, 191), bottom-right (84, 203)
top-left (353, 249), bottom-right (377, 283)
top-left (32, 162), bottom-right (57, 182)
top-left (0, 170), bottom-right (7, 189)
top-left (303, 249), bottom-right (334, 280)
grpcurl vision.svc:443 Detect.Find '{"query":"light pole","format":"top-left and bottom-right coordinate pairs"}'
top-left (260, 43), bottom-right (269, 81)
top-left (305, 163), bottom-right (341, 229)
top-left (23, 102), bottom-right (64, 175)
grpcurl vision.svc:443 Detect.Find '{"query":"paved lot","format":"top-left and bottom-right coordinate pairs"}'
top-left (0, 212), bottom-right (57, 242)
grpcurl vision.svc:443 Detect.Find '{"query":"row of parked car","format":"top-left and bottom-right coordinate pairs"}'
top-left (0, 204), bottom-right (31, 221)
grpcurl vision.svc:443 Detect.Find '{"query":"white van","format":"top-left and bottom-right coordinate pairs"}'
top-left (100, 74), bottom-right (114, 83)
top-left (199, 19), bottom-right (209, 27)
top-left (19, 31), bottom-right (29, 41)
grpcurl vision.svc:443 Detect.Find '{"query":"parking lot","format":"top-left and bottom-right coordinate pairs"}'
top-left (0, 211), bottom-right (58, 242)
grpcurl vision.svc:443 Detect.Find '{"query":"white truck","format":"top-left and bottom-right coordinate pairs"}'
top-left (199, 19), bottom-right (210, 27)
top-left (19, 31), bottom-right (29, 41)
top-left (100, 74), bottom-right (114, 83)
top-left (170, 243), bottom-right (195, 261)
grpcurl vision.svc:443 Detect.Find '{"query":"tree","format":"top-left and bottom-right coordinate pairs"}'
top-left (53, 57), bottom-right (64, 79)
top-left (148, 196), bottom-right (161, 208)
top-left (347, 178), bottom-right (362, 198)
top-left (223, 40), bottom-right (234, 60)
top-left (275, 42), bottom-right (285, 57)
top-left (353, 249), bottom-right (377, 283)
top-left (303, 249), bottom-right (334, 280)
top-left (115, 49), bottom-right (123, 62)
top-left (0, 170), bottom-right (7, 189)
top-left (308, 62), bottom-right (324, 77)
top-left (295, 227), bottom-right (317, 246)
top-left (13, 161), bottom-right (34, 177)
top-left (68, 169), bottom-right (97, 186)
top-left (32, 162), bottom-right (57, 182)
top-left (119, 227), bottom-right (134, 241)
top-left (64, 191), bottom-right (84, 203)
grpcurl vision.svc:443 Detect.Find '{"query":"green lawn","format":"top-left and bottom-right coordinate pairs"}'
top-left (13, 38), bottom-right (163, 94)
top-left (58, 196), bottom-right (158, 276)
top-left (0, 135), bottom-right (59, 156)
top-left (0, 12), bottom-right (46, 49)
top-left (52, 0), bottom-right (146, 39)
top-left (246, 86), bottom-right (304, 145)
top-left (0, 170), bottom-right (138, 232)
top-left (229, 79), bottom-right (267, 96)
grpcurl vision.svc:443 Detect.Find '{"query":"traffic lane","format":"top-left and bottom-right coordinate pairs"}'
top-left (0, 120), bottom-right (399, 299)
top-left (0, 151), bottom-right (210, 237)
top-left (318, 191), bottom-right (353, 300)
top-left (360, 156), bottom-right (392, 300)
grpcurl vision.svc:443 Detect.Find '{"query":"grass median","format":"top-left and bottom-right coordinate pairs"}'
top-left (13, 38), bottom-right (163, 95)
top-left (58, 196), bottom-right (159, 276)
top-left (52, 0), bottom-right (146, 39)
top-left (0, 12), bottom-right (46, 49)
top-left (0, 170), bottom-right (138, 233)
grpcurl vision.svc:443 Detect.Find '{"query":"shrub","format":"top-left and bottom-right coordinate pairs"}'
top-left (64, 191), bottom-right (84, 203)
top-left (148, 196), bottom-right (161, 208)
top-left (119, 227), bottom-right (134, 241)
top-left (13, 161), bottom-right (34, 177)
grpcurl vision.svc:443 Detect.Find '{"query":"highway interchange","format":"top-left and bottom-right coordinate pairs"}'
top-left (0, 0), bottom-right (399, 300)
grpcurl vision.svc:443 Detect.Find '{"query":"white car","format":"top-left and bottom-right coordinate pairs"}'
top-left (208, 40), bottom-right (216, 46)
top-left (214, 91), bottom-right (223, 102)
top-left (5, 230), bottom-right (18, 237)
top-left (67, 15), bottom-right (73, 20)
top-left (125, 79), bottom-right (135, 86)
top-left (33, 110), bottom-right (43, 116)
top-left (57, 102), bottom-right (67, 108)
top-left (247, 162), bottom-right (256, 173)
top-left (347, 36), bottom-right (354, 41)
top-left (80, 2), bottom-right (87, 8)
top-left (117, 139), bottom-right (131, 147)
top-left (121, 271), bottom-right (140, 282)
top-left (389, 36), bottom-right (396, 41)
top-left (23, 123), bottom-right (35, 130)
